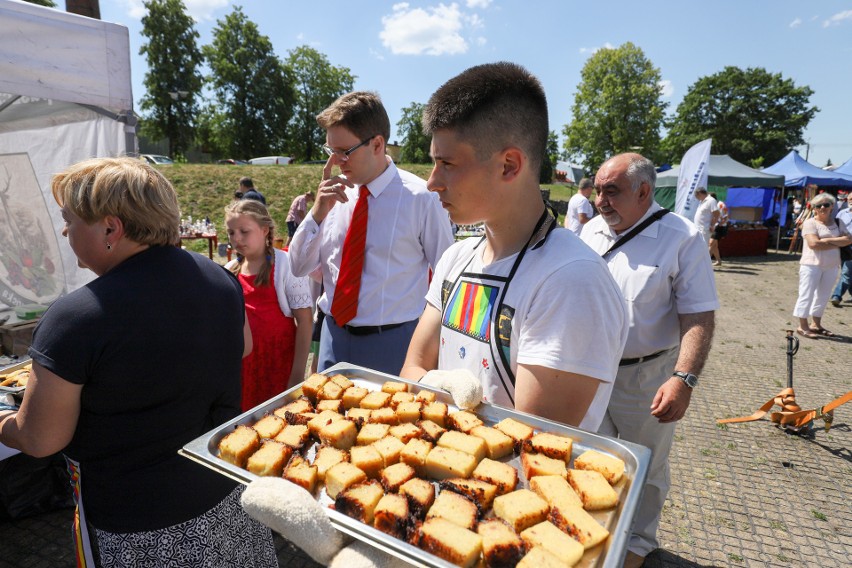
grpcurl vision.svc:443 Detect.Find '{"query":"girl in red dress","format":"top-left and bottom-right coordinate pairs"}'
top-left (225, 200), bottom-right (313, 411)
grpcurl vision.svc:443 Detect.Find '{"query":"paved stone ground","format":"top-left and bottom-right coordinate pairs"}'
top-left (1, 252), bottom-right (850, 567)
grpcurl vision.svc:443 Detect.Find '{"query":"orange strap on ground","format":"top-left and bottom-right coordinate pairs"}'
top-left (717, 388), bottom-right (852, 431)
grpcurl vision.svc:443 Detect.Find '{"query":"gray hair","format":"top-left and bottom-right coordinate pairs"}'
top-left (625, 155), bottom-right (657, 193)
top-left (810, 193), bottom-right (836, 208)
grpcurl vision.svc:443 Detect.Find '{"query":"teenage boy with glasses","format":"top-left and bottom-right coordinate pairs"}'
top-left (289, 91), bottom-right (453, 375)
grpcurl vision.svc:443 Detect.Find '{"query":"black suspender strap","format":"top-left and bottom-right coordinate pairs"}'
top-left (602, 209), bottom-right (669, 258)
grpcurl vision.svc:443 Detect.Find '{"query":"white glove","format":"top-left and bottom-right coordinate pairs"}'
top-left (241, 477), bottom-right (409, 568)
top-left (419, 368), bottom-right (483, 410)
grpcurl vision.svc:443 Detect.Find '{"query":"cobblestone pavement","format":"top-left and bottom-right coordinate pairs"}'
top-left (1, 253), bottom-right (850, 567)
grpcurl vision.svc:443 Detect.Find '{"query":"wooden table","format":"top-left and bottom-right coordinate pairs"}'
top-left (180, 234), bottom-right (218, 259)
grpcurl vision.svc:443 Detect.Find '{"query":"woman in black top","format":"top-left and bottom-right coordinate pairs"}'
top-left (0, 157), bottom-right (276, 567)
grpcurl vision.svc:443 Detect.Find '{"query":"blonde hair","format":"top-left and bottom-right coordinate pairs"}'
top-left (51, 157), bottom-right (180, 246)
top-left (224, 199), bottom-right (276, 286)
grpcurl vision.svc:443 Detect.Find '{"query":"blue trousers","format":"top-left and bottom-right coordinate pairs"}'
top-left (318, 315), bottom-right (418, 375)
top-left (831, 260), bottom-right (851, 300)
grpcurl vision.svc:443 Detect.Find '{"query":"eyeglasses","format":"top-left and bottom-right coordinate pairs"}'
top-left (814, 203), bottom-right (833, 209)
top-left (322, 136), bottom-right (374, 160)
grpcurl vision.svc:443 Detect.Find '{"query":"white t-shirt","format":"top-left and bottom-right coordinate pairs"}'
top-left (693, 196), bottom-right (719, 234)
top-left (566, 193), bottom-right (594, 235)
top-left (426, 227), bottom-right (628, 432)
top-left (580, 202), bottom-right (720, 359)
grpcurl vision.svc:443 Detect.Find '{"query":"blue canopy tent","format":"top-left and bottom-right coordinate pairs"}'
top-left (833, 157), bottom-right (852, 176)
top-left (763, 150), bottom-right (852, 188)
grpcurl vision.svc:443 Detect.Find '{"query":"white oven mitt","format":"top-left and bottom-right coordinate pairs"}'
top-left (241, 477), bottom-right (409, 568)
top-left (419, 368), bottom-right (483, 410)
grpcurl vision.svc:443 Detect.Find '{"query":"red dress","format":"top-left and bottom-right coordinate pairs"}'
top-left (239, 267), bottom-right (297, 411)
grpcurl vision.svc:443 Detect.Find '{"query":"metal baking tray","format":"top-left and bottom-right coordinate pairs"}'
top-left (181, 363), bottom-right (650, 568)
top-left (0, 358), bottom-right (31, 395)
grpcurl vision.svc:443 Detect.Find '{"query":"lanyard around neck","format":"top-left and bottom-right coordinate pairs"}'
top-left (602, 209), bottom-right (668, 258)
top-left (452, 207), bottom-right (555, 401)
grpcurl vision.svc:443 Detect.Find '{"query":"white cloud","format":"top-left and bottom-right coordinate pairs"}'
top-left (658, 79), bottom-right (674, 98)
top-left (823, 10), bottom-right (852, 27)
top-left (789, 17), bottom-right (802, 28)
top-left (380, 3), bottom-right (469, 55)
top-left (579, 42), bottom-right (614, 54)
top-left (369, 48), bottom-right (386, 61)
top-left (124, 0), bottom-right (229, 21)
top-left (466, 0), bottom-right (492, 8)
top-left (466, 13), bottom-right (485, 29)
top-left (476, 36), bottom-right (487, 46)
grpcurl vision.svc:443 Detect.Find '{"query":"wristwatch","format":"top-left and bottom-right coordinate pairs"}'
top-left (673, 371), bottom-right (698, 388)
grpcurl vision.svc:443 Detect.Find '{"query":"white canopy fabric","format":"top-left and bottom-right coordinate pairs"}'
top-left (0, 0), bottom-right (135, 308)
top-left (0, 0), bottom-right (132, 110)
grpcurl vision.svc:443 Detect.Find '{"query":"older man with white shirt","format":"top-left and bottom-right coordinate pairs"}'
top-left (580, 153), bottom-right (718, 568)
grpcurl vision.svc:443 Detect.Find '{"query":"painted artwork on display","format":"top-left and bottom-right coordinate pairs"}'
top-left (0, 153), bottom-right (64, 307)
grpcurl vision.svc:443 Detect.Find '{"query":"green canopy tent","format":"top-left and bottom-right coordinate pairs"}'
top-left (654, 154), bottom-right (785, 209)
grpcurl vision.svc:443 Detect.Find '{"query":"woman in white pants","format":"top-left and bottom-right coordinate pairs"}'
top-left (793, 193), bottom-right (852, 338)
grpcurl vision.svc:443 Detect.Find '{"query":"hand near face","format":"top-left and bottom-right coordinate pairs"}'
top-left (312, 156), bottom-right (354, 224)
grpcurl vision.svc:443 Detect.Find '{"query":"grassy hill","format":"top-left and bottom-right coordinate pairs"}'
top-left (155, 163), bottom-right (574, 256)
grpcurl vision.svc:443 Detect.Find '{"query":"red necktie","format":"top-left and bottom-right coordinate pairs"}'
top-left (331, 185), bottom-right (369, 326)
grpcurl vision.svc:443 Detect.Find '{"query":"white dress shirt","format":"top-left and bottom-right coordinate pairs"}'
top-left (580, 202), bottom-right (719, 359)
top-left (289, 159), bottom-right (453, 327)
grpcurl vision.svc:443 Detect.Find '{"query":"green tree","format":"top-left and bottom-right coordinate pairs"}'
top-left (285, 46), bottom-right (355, 162)
top-left (396, 102), bottom-right (431, 163)
top-left (203, 6), bottom-right (295, 159)
top-left (661, 66), bottom-right (818, 166)
top-left (138, 0), bottom-right (203, 159)
top-left (563, 42), bottom-right (667, 172)
top-left (539, 130), bottom-right (560, 184)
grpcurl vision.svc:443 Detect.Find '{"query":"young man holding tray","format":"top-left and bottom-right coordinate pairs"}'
top-left (400, 61), bottom-right (627, 432)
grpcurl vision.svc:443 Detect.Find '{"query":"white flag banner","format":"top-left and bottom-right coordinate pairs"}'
top-left (675, 138), bottom-right (712, 221)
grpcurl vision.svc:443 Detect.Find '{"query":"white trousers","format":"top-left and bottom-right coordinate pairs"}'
top-left (793, 264), bottom-right (840, 319)
top-left (597, 349), bottom-right (679, 557)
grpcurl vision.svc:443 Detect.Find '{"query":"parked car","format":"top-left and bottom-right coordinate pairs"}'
top-left (140, 154), bottom-right (174, 165)
top-left (217, 159), bottom-right (249, 165)
top-left (248, 156), bottom-right (293, 165)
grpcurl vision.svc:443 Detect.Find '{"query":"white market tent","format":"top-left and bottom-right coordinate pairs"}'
top-left (0, 0), bottom-right (136, 308)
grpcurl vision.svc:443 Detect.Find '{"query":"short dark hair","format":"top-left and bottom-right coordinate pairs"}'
top-left (422, 62), bottom-right (548, 172)
top-left (239, 177), bottom-right (253, 189)
top-left (316, 91), bottom-right (391, 143)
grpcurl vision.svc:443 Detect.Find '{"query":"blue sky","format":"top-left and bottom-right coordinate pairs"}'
top-left (99, 0), bottom-right (852, 168)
